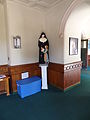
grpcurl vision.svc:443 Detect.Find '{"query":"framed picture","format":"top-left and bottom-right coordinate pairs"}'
top-left (69, 37), bottom-right (78, 55)
top-left (13, 36), bottom-right (21, 49)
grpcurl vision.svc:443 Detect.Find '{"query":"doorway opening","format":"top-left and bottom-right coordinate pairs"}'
top-left (81, 39), bottom-right (90, 70)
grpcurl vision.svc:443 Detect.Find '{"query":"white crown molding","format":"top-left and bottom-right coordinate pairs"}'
top-left (49, 0), bottom-right (63, 8)
top-left (7, 0), bottom-right (30, 7)
top-left (6, 0), bottom-right (64, 11)
top-left (7, 0), bottom-right (47, 13)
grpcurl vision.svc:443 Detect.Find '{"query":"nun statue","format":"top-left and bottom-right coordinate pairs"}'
top-left (38, 32), bottom-right (49, 64)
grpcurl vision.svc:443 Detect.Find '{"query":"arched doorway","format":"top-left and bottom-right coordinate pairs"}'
top-left (59, 0), bottom-right (90, 65)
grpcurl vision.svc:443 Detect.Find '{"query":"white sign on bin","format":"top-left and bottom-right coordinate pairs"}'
top-left (21, 72), bottom-right (29, 79)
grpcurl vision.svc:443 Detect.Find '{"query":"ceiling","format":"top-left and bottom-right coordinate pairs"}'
top-left (9, 0), bottom-right (63, 10)
top-left (0, 0), bottom-right (3, 3)
top-left (1, 0), bottom-right (90, 10)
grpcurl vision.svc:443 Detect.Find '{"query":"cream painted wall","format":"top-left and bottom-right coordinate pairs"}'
top-left (0, 3), bottom-right (8, 65)
top-left (45, 0), bottom-right (74, 64)
top-left (6, 1), bottom-right (44, 65)
top-left (1, 0), bottom-right (90, 66)
top-left (5, 0), bottom-right (75, 66)
top-left (64, 2), bottom-right (90, 64)
top-left (45, 0), bottom-right (90, 64)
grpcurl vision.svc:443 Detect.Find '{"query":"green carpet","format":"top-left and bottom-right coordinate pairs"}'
top-left (0, 70), bottom-right (90, 120)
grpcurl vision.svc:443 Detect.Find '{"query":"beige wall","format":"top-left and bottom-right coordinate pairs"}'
top-left (6, 1), bottom-right (44, 66)
top-left (0, 0), bottom-right (76, 66)
top-left (1, 0), bottom-right (90, 66)
top-left (0, 3), bottom-right (8, 65)
top-left (46, 0), bottom-right (90, 64)
top-left (64, 2), bottom-right (90, 64)
top-left (45, 0), bottom-right (74, 64)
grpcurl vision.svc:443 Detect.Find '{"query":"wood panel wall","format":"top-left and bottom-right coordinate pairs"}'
top-left (48, 63), bottom-right (64, 89)
top-left (0, 61), bottom-right (82, 93)
top-left (0, 65), bottom-right (9, 93)
top-left (88, 55), bottom-right (90, 66)
top-left (0, 65), bottom-right (9, 75)
top-left (48, 61), bottom-right (82, 91)
top-left (64, 61), bottom-right (82, 90)
top-left (9, 63), bottom-right (41, 92)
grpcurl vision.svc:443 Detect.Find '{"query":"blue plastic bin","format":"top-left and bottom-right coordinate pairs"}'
top-left (16, 76), bottom-right (41, 98)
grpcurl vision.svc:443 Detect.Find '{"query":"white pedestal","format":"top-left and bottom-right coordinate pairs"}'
top-left (39, 64), bottom-right (48, 89)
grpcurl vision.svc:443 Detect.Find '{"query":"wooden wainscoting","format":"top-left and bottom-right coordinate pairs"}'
top-left (0, 65), bottom-right (9, 93)
top-left (0, 62), bottom-right (82, 92)
top-left (48, 63), bottom-right (64, 90)
top-left (48, 61), bottom-right (82, 91)
top-left (0, 65), bottom-right (9, 75)
top-left (88, 55), bottom-right (90, 66)
top-left (64, 61), bottom-right (82, 90)
top-left (9, 63), bottom-right (41, 92)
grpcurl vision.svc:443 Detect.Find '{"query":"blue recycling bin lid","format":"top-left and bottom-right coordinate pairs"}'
top-left (16, 76), bottom-right (41, 85)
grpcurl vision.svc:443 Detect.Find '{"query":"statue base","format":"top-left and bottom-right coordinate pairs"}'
top-left (39, 64), bottom-right (48, 89)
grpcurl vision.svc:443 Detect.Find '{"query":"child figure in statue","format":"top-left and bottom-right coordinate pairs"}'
top-left (38, 32), bottom-right (49, 64)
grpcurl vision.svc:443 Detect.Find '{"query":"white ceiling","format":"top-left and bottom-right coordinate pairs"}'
top-left (10, 0), bottom-right (63, 10)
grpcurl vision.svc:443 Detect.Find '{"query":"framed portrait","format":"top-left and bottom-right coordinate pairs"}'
top-left (13, 36), bottom-right (21, 49)
top-left (69, 37), bottom-right (78, 55)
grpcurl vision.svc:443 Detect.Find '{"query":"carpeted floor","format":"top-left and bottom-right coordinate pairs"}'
top-left (0, 70), bottom-right (90, 120)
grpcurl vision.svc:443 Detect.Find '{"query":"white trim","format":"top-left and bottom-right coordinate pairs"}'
top-left (6, 0), bottom-right (66, 12)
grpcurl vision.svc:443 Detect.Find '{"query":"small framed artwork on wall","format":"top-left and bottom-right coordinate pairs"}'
top-left (13, 36), bottom-right (21, 49)
top-left (69, 37), bottom-right (78, 55)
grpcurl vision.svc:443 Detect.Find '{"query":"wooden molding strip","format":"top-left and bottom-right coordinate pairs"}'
top-left (49, 61), bottom-right (82, 72)
top-left (64, 61), bottom-right (82, 72)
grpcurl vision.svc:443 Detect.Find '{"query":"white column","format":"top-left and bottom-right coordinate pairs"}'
top-left (39, 64), bottom-right (48, 89)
